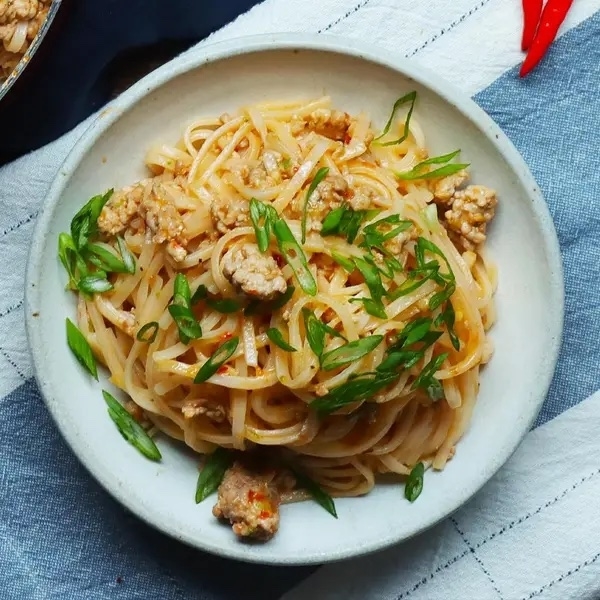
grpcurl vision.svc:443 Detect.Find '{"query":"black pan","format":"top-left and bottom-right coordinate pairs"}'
top-left (0, 0), bottom-right (65, 103)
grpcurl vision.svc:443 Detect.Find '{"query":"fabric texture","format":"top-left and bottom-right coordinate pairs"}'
top-left (0, 0), bottom-right (599, 598)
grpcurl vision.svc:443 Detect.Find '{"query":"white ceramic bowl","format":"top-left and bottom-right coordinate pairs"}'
top-left (25, 33), bottom-right (564, 565)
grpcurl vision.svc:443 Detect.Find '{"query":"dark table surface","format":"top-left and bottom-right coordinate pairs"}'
top-left (0, 0), bottom-right (263, 164)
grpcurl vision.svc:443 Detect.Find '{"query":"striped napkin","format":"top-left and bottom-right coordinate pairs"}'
top-left (1, 1), bottom-right (599, 599)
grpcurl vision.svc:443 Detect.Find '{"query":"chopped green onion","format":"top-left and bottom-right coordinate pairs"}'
top-left (320, 336), bottom-right (384, 371)
top-left (396, 150), bottom-right (469, 181)
top-left (405, 462), bottom-right (424, 502)
top-left (349, 297), bottom-right (387, 319)
top-left (377, 349), bottom-right (424, 372)
top-left (397, 317), bottom-right (433, 348)
top-left (194, 337), bottom-right (240, 383)
top-left (415, 238), bottom-right (455, 283)
top-left (206, 298), bottom-right (241, 314)
top-left (426, 378), bottom-right (445, 401)
top-left (310, 371), bottom-right (399, 416)
top-left (353, 256), bottom-right (386, 302)
top-left (58, 232), bottom-right (79, 290)
top-left (290, 467), bottom-right (337, 518)
top-left (116, 236), bottom-right (136, 274)
top-left (66, 318), bottom-right (98, 380)
top-left (173, 272), bottom-right (192, 304)
top-left (191, 284), bottom-right (209, 305)
top-left (321, 205), bottom-right (371, 244)
top-left (330, 252), bottom-right (355, 273)
top-left (136, 322), bottom-right (159, 343)
top-left (321, 206), bottom-right (346, 236)
top-left (103, 390), bottom-right (161, 461)
top-left (266, 327), bottom-right (297, 352)
top-left (373, 91), bottom-right (417, 147)
top-left (281, 157), bottom-right (292, 169)
top-left (411, 352), bottom-right (448, 392)
top-left (435, 303), bottom-right (460, 351)
top-left (249, 198), bottom-right (278, 253)
top-left (78, 274), bottom-right (113, 294)
top-left (272, 218), bottom-right (317, 296)
top-left (244, 285), bottom-right (295, 316)
top-left (422, 204), bottom-right (440, 233)
top-left (70, 190), bottom-right (113, 250)
top-left (168, 304), bottom-right (202, 343)
top-left (301, 307), bottom-right (346, 359)
top-left (195, 448), bottom-right (233, 503)
top-left (85, 244), bottom-right (129, 273)
top-left (302, 167), bottom-right (329, 244)
top-left (429, 282), bottom-right (456, 311)
top-left (302, 307), bottom-right (327, 358)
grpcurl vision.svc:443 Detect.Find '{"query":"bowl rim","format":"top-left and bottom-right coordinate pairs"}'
top-left (25, 32), bottom-right (564, 565)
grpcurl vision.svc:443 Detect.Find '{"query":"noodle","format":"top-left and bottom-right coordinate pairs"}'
top-left (63, 94), bottom-right (498, 540)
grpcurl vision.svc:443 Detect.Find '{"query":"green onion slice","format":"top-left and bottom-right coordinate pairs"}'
top-left (103, 390), bottom-right (162, 461)
top-left (66, 318), bottom-right (98, 380)
top-left (136, 322), bottom-right (159, 343)
top-left (266, 328), bottom-right (297, 352)
top-left (195, 447), bottom-right (234, 503)
top-left (302, 167), bottom-right (329, 244)
top-left (320, 336), bottom-right (384, 371)
top-left (373, 91), bottom-right (417, 147)
top-left (405, 462), bottom-right (424, 502)
top-left (194, 337), bottom-right (240, 383)
top-left (290, 467), bottom-right (337, 518)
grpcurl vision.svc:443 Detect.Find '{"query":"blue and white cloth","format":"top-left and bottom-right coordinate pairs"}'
top-left (1, 1), bottom-right (599, 599)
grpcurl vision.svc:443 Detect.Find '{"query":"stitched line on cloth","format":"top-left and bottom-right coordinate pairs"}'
top-left (0, 211), bottom-right (38, 238)
top-left (451, 517), bottom-right (504, 599)
top-left (0, 347), bottom-right (27, 380)
top-left (0, 299), bottom-right (23, 319)
top-left (318, 0), bottom-right (373, 32)
top-left (394, 468), bottom-right (600, 599)
top-left (522, 552), bottom-right (600, 599)
top-left (405, 0), bottom-right (494, 57)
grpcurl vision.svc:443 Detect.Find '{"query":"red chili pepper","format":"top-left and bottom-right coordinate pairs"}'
top-left (520, 0), bottom-right (574, 78)
top-left (521, 0), bottom-right (543, 51)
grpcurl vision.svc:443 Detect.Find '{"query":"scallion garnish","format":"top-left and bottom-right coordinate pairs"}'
top-left (266, 327), bottom-right (297, 352)
top-left (302, 307), bottom-right (346, 360)
top-left (405, 462), bottom-right (424, 502)
top-left (136, 322), bottom-right (159, 343)
top-left (373, 91), bottom-right (417, 147)
top-left (169, 273), bottom-right (202, 344)
top-left (330, 252), bottom-right (355, 273)
top-left (66, 317), bottom-right (98, 380)
top-left (103, 390), bottom-right (162, 461)
top-left (70, 189), bottom-right (113, 250)
top-left (249, 197), bottom-right (278, 253)
top-left (411, 352), bottom-right (448, 395)
top-left (353, 256), bottom-right (386, 302)
top-left (289, 467), bottom-right (337, 518)
top-left (191, 284), bottom-right (209, 305)
top-left (309, 371), bottom-right (399, 416)
top-left (272, 218), bottom-right (317, 296)
top-left (78, 274), bottom-right (113, 294)
top-left (58, 233), bottom-right (79, 290)
top-left (396, 150), bottom-right (469, 181)
top-left (195, 447), bottom-right (234, 503)
top-left (194, 337), bottom-right (240, 383)
top-left (244, 285), bottom-right (295, 316)
top-left (320, 335), bottom-right (384, 371)
top-left (302, 166), bottom-right (329, 244)
top-left (435, 302), bottom-right (460, 351)
top-left (85, 244), bottom-right (130, 274)
top-left (349, 297), bottom-right (387, 319)
top-left (206, 298), bottom-right (241, 314)
top-left (116, 236), bottom-right (136, 274)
